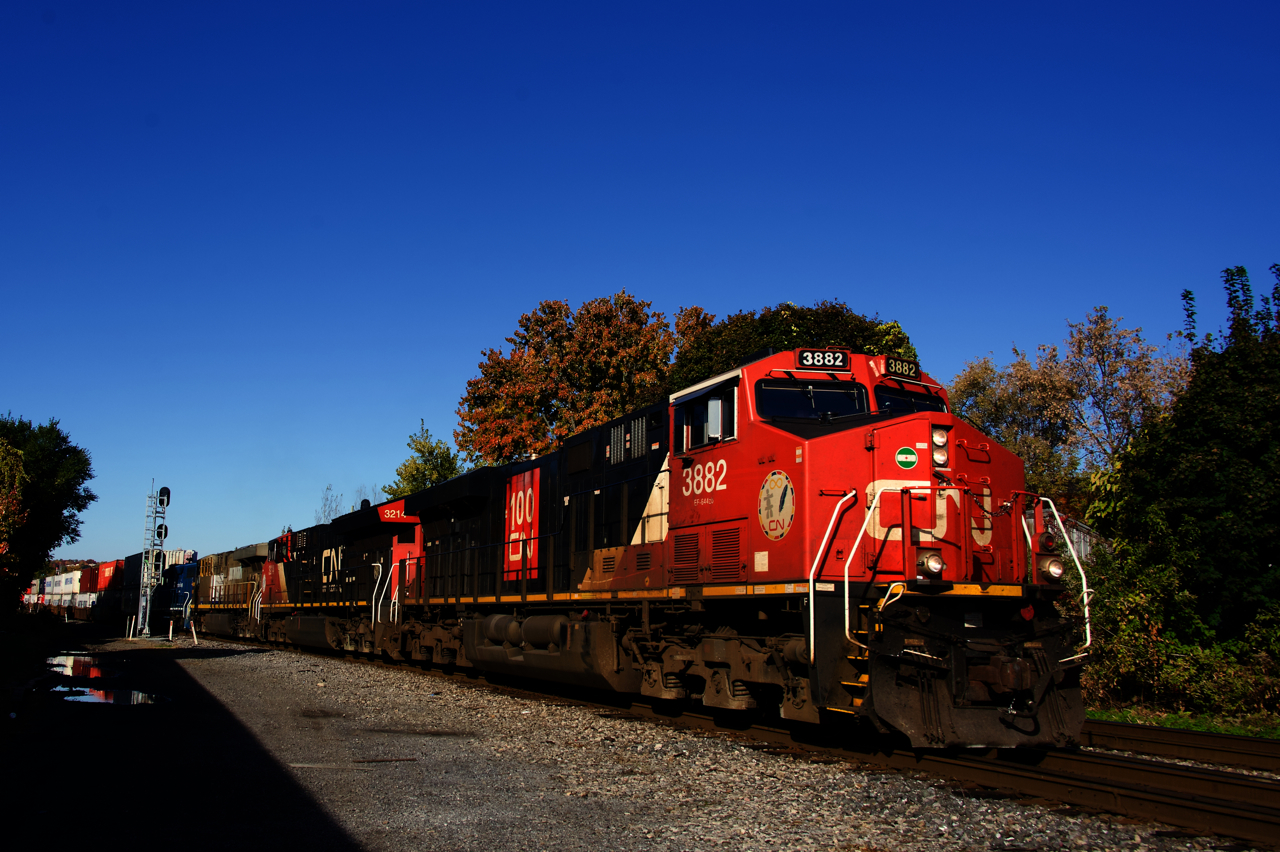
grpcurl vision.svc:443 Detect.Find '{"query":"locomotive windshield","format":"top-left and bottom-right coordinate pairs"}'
top-left (754, 380), bottom-right (869, 421)
top-left (874, 386), bottom-right (948, 414)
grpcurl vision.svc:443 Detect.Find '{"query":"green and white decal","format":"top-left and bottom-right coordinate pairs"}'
top-left (895, 447), bottom-right (918, 469)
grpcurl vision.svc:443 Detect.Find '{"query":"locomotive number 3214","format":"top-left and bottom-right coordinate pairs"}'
top-left (683, 460), bottom-right (727, 496)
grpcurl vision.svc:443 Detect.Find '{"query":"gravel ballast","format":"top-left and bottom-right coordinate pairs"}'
top-left (154, 638), bottom-right (1263, 851)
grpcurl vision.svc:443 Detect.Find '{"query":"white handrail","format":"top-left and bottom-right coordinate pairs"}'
top-left (807, 489), bottom-right (859, 664)
top-left (878, 581), bottom-right (906, 611)
top-left (370, 563), bottom-right (385, 625)
top-left (1040, 498), bottom-right (1093, 662)
top-left (809, 487), bottom-right (1093, 669)
top-left (838, 486), bottom-right (952, 655)
top-left (838, 488), bottom-right (892, 656)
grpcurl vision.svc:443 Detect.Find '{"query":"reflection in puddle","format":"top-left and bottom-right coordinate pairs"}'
top-left (46, 653), bottom-right (162, 704)
top-left (46, 655), bottom-right (112, 679)
top-left (59, 687), bottom-right (164, 705)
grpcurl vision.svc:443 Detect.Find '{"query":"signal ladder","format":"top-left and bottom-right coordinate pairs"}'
top-left (134, 483), bottom-right (170, 638)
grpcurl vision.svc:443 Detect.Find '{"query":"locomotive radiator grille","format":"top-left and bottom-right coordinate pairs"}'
top-left (631, 417), bottom-right (646, 459)
top-left (672, 533), bottom-right (699, 583)
top-left (710, 528), bottom-right (742, 582)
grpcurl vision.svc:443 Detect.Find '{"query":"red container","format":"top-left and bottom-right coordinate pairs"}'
top-left (97, 560), bottom-right (124, 592)
top-left (80, 564), bottom-right (99, 597)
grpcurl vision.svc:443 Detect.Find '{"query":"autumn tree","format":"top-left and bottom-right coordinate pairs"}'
top-left (0, 415), bottom-right (95, 607)
top-left (383, 422), bottom-right (467, 498)
top-left (1054, 308), bottom-right (1189, 471)
top-left (949, 307), bottom-right (1187, 512)
top-left (456, 292), bottom-right (676, 465)
top-left (948, 352), bottom-right (1081, 503)
top-left (669, 300), bottom-right (917, 391)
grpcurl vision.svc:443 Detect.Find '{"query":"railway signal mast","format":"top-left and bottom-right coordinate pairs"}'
top-left (135, 482), bottom-right (171, 638)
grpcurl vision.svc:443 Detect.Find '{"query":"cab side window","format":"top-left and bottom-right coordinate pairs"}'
top-left (673, 382), bottom-right (737, 452)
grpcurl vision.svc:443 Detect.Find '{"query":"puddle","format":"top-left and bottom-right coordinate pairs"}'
top-left (55, 686), bottom-right (165, 705)
top-left (46, 654), bottom-right (114, 679)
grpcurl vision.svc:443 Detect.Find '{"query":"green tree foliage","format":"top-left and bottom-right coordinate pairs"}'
top-left (1080, 265), bottom-right (1280, 715)
top-left (383, 422), bottom-right (467, 498)
top-left (1079, 548), bottom-right (1280, 715)
top-left (669, 300), bottom-right (916, 391)
top-left (0, 415), bottom-right (96, 602)
top-left (0, 438), bottom-right (27, 557)
top-left (1089, 265), bottom-right (1280, 638)
top-left (456, 292), bottom-right (676, 465)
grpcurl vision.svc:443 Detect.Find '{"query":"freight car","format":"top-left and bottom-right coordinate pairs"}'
top-left (193, 348), bottom-right (1091, 749)
top-left (24, 552), bottom-right (197, 633)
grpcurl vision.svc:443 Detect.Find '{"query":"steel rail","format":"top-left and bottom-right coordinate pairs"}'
top-left (1026, 747), bottom-right (1278, 805)
top-left (878, 748), bottom-right (1280, 847)
top-left (1081, 719), bottom-right (1280, 773)
top-left (610, 704), bottom-right (1280, 846)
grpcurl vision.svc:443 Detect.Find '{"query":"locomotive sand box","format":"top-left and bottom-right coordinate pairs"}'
top-left (193, 348), bottom-right (1091, 749)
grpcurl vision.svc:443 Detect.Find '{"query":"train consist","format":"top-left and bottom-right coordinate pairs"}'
top-left (26, 551), bottom-right (197, 625)
top-left (193, 348), bottom-right (1090, 749)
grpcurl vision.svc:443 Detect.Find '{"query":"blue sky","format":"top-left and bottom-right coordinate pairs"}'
top-left (4, 2), bottom-right (1276, 560)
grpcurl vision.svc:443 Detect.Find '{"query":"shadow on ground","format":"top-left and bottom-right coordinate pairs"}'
top-left (2, 615), bottom-right (365, 851)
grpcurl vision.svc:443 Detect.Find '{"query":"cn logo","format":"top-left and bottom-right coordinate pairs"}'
top-left (758, 470), bottom-right (796, 542)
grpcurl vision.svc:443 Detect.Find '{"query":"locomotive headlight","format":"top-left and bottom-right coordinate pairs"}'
top-left (931, 428), bottom-right (948, 447)
top-left (921, 552), bottom-right (945, 575)
top-left (1040, 557), bottom-right (1066, 581)
top-left (932, 446), bottom-right (949, 466)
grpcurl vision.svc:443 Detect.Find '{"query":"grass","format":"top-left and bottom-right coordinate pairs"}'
top-left (1087, 706), bottom-right (1280, 740)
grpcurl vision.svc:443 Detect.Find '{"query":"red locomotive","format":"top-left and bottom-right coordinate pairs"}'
top-left (194, 348), bottom-right (1090, 748)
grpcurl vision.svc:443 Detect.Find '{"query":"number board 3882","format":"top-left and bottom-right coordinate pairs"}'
top-left (796, 349), bottom-right (850, 371)
top-left (884, 356), bottom-right (921, 380)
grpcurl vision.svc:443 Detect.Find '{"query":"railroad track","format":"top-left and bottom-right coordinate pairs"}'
top-left (886, 747), bottom-right (1280, 848)
top-left (608, 703), bottom-right (1280, 848)
top-left (1082, 719), bottom-right (1280, 773)
top-left (195, 634), bottom-right (1280, 847)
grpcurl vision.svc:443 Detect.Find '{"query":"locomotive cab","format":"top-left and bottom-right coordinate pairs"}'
top-left (664, 348), bottom-right (1087, 747)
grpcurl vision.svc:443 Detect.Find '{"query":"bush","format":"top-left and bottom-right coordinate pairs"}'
top-left (1081, 544), bottom-right (1280, 716)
